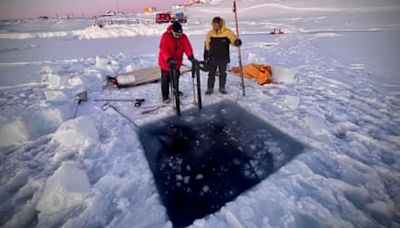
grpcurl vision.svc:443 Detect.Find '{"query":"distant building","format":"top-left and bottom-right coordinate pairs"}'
top-left (102, 11), bottom-right (125, 16)
top-left (186, 0), bottom-right (202, 5)
top-left (172, 4), bottom-right (185, 10)
top-left (173, 0), bottom-right (203, 8)
top-left (144, 6), bottom-right (157, 13)
top-left (37, 16), bottom-right (49, 20)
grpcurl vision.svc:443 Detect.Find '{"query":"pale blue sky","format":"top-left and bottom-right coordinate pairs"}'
top-left (0, 0), bottom-right (187, 19)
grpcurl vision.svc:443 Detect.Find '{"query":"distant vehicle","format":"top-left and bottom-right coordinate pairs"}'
top-left (156, 12), bottom-right (187, 24)
top-left (269, 28), bottom-right (284, 35)
top-left (174, 12), bottom-right (187, 23)
top-left (156, 13), bottom-right (172, 23)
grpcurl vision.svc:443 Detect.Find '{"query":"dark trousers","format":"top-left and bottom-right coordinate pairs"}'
top-left (161, 69), bottom-right (180, 100)
top-left (207, 61), bottom-right (227, 91)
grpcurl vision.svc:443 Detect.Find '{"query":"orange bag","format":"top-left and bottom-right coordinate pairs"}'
top-left (232, 64), bottom-right (273, 85)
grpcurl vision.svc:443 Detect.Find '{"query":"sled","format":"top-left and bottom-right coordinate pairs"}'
top-left (106, 65), bottom-right (192, 88)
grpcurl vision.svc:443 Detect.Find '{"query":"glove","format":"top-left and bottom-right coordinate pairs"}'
top-left (167, 57), bottom-right (176, 69)
top-left (234, 39), bottom-right (242, 47)
top-left (203, 50), bottom-right (210, 62)
top-left (199, 61), bottom-right (209, 72)
top-left (188, 55), bottom-right (198, 64)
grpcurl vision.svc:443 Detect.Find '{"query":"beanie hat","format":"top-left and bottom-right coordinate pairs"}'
top-left (212, 16), bottom-right (222, 24)
top-left (172, 22), bottom-right (182, 33)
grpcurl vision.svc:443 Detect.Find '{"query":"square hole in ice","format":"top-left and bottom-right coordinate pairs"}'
top-left (139, 100), bottom-right (304, 227)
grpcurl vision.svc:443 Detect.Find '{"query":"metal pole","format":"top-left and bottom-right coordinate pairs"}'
top-left (101, 103), bottom-right (138, 129)
top-left (191, 63), bottom-right (197, 105)
top-left (73, 100), bottom-right (81, 118)
top-left (233, 0), bottom-right (245, 97)
top-left (94, 99), bottom-right (140, 102)
top-left (195, 62), bottom-right (202, 110)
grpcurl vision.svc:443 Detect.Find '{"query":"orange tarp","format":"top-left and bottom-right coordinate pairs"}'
top-left (231, 64), bottom-right (273, 85)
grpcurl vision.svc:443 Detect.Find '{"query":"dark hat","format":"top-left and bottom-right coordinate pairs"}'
top-left (172, 21), bottom-right (182, 33)
top-left (212, 16), bottom-right (222, 24)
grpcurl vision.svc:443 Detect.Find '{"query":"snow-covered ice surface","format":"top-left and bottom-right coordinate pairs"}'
top-left (1, 0), bottom-right (400, 227)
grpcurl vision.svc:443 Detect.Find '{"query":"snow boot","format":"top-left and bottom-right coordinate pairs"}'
top-left (173, 91), bottom-right (184, 97)
top-left (163, 98), bottom-right (171, 103)
top-left (219, 88), bottom-right (227, 94)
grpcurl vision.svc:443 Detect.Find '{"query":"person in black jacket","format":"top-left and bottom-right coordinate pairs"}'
top-left (204, 16), bottom-right (242, 94)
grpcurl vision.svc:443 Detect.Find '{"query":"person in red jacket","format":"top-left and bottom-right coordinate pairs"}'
top-left (158, 21), bottom-right (196, 103)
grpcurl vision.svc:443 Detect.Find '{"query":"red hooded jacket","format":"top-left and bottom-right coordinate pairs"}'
top-left (158, 24), bottom-right (193, 71)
